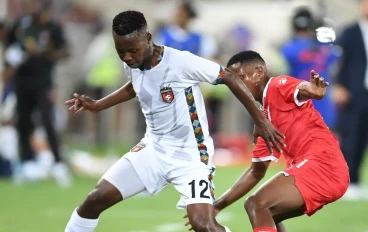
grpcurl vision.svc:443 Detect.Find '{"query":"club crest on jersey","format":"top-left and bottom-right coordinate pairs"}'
top-left (160, 86), bottom-right (174, 103)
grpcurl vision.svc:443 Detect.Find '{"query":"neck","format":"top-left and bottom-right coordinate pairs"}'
top-left (259, 75), bottom-right (271, 104)
top-left (178, 22), bottom-right (188, 30)
top-left (140, 43), bottom-right (161, 70)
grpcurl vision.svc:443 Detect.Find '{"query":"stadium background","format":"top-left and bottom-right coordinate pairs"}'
top-left (0, 0), bottom-right (367, 231)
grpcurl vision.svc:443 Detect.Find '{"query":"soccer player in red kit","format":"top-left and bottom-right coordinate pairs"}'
top-left (184, 50), bottom-right (349, 232)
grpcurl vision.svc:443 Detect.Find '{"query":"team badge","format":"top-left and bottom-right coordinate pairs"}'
top-left (160, 86), bottom-right (174, 103)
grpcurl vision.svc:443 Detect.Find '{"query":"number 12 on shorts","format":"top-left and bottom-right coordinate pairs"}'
top-left (188, 180), bottom-right (210, 199)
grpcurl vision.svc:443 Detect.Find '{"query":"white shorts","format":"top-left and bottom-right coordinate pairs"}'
top-left (102, 140), bottom-right (216, 209)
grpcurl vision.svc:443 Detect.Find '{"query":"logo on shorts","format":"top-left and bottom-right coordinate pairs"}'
top-left (160, 86), bottom-right (174, 103)
top-left (130, 142), bottom-right (146, 152)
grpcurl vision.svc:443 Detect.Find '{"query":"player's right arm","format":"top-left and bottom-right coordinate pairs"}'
top-left (214, 137), bottom-right (280, 212)
top-left (179, 51), bottom-right (285, 153)
top-left (65, 81), bottom-right (136, 114)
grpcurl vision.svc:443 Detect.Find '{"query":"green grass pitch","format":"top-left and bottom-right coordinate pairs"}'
top-left (1, 160), bottom-right (367, 232)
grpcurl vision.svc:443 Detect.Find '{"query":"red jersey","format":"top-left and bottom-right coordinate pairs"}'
top-left (253, 76), bottom-right (344, 167)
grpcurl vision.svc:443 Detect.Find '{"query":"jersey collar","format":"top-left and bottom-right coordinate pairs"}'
top-left (140, 46), bottom-right (165, 71)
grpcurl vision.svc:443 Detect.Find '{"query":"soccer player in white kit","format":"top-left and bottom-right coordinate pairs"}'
top-left (64, 11), bottom-right (285, 232)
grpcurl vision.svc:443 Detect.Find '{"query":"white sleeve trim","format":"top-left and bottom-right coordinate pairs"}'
top-left (294, 88), bottom-right (308, 106)
top-left (252, 155), bottom-right (279, 163)
top-left (279, 171), bottom-right (290, 176)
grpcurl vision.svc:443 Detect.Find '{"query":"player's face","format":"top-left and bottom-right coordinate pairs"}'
top-left (113, 32), bottom-right (152, 69)
top-left (229, 62), bottom-right (264, 101)
top-left (175, 5), bottom-right (190, 27)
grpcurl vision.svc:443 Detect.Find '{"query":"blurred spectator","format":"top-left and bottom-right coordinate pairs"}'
top-left (0, 21), bottom-right (18, 177)
top-left (155, 1), bottom-right (226, 134)
top-left (58, 2), bottom-right (105, 139)
top-left (83, 27), bottom-right (123, 144)
top-left (0, 21), bottom-right (4, 70)
top-left (281, 7), bottom-right (340, 129)
top-left (155, 1), bottom-right (217, 59)
top-left (4, 0), bottom-right (71, 186)
top-left (333, 0), bottom-right (368, 200)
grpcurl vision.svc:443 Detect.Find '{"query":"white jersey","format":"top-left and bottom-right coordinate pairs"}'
top-left (123, 46), bottom-right (225, 164)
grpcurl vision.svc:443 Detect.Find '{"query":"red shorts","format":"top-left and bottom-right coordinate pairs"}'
top-left (281, 159), bottom-right (349, 216)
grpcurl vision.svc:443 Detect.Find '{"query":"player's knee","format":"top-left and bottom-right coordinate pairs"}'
top-left (244, 195), bottom-right (269, 213)
top-left (80, 185), bottom-right (121, 216)
top-left (76, 189), bottom-right (104, 218)
top-left (84, 188), bottom-right (109, 206)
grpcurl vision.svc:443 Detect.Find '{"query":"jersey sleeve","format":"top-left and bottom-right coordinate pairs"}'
top-left (180, 51), bottom-right (225, 85)
top-left (275, 76), bottom-right (309, 107)
top-left (252, 137), bottom-right (281, 163)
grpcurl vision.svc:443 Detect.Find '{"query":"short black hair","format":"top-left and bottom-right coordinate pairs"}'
top-left (227, 50), bottom-right (265, 68)
top-left (112, 10), bottom-right (147, 36)
top-left (292, 7), bottom-right (314, 32)
top-left (181, 1), bottom-right (197, 19)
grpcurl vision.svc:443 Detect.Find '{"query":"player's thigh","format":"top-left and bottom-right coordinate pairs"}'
top-left (172, 166), bottom-right (215, 210)
top-left (246, 173), bottom-right (305, 213)
top-left (101, 157), bottom-right (146, 201)
top-left (280, 159), bottom-right (349, 216)
top-left (103, 142), bottom-right (169, 199)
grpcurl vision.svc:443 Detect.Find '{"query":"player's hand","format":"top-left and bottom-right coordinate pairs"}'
top-left (183, 213), bottom-right (193, 231)
top-left (183, 208), bottom-right (220, 231)
top-left (297, 70), bottom-right (329, 100)
top-left (65, 93), bottom-right (101, 114)
top-left (253, 119), bottom-right (286, 154)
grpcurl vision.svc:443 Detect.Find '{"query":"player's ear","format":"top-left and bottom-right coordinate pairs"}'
top-left (255, 65), bottom-right (264, 81)
top-left (147, 32), bottom-right (152, 44)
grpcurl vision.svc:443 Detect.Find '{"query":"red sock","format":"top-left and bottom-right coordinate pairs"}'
top-left (253, 227), bottom-right (277, 232)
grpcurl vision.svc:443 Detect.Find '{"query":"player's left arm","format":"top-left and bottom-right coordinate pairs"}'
top-left (215, 160), bottom-right (270, 212)
top-left (297, 70), bottom-right (329, 101)
top-left (215, 137), bottom-right (280, 212)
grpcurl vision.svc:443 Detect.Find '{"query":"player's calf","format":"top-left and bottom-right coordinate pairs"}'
top-left (272, 208), bottom-right (303, 224)
top-left (276, 222), bottom-right (287, 232)
top-left (244, 195), bottom-right (275, 228)
top-left (190, 222), bottom-right (225, 232)
top-left (77, 179), bottom-right (123, 218)
top-left (65, 179), bottom-right (122, 232)
top-left (187, 204), bottom-right (230, 232)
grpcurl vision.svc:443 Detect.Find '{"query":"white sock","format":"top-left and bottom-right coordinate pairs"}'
top-left (224, 226), bottom-right (232, 232)
top-left (65, 208), bottom-right (99, 232)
